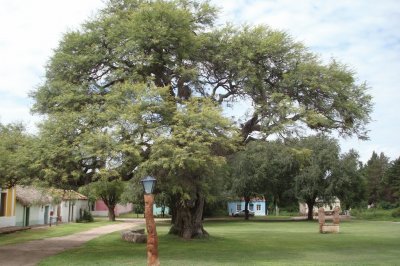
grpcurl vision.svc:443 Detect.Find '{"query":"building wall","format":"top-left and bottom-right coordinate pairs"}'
top-left (0, 187), bottom-right (16, 228)
top-left (91, 200), bottom-right (133, 217)
top-left (59, 200), bottom-right (88, 223)
top-left (15, 203), bottom-right (25, 226)
top-left (227, 200), bottom-right (267, 216)
top-left (299, 198), bottom-right (341, 216)
top-left (15, 202), bottom-right (54, 226)
top-left (153, 204), bottom-right (169, 216)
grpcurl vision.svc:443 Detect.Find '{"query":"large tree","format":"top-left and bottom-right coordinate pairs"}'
top-left (139, 97), bottom-right (238, 239)
top-left (334, 149), bottom-right (366, 210)
top-left (363, 151), bottom-right (390, 205)
top-left (31, 0), bottom-right (372, 237)
top-left (293, 135), bottom-right (340, 220)
top-left (382, 156), bottom-right (400, 205)
top-left (80, 179), bottom-right (125, 221)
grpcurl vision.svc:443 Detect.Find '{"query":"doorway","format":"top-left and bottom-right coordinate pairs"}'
top-left (24, 207), bottom-right (30, 226)
top-left (44, 206), bottom-right (49, 224)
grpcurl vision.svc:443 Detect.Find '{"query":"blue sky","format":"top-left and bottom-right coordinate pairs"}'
top-left (0, 0), bottom-right (399, 163)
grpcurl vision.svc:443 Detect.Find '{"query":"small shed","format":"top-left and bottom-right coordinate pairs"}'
top-left (227, 198), bottom-right (267, 216)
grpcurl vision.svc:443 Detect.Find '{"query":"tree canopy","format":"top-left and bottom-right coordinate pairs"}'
top-left (30, 0), bottom-right (373, 237)
top-left (32, 0), bottom-right (372, 142)
top-left (293, 135), bottom-right (340, 220)
top-left (229, 140), bottom-right (298, 218)
top-left (0, 123), bottom-right (34, 188)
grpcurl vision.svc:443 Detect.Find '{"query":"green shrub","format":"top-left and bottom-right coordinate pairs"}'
top-left (392, 208), bottom-right (400, 218)
top-left (76, 209), bottom-right (94, 223)
top-left (351, 208), bottom-right (398, 221)
top-left (377, 201), bottom-right (399, 210)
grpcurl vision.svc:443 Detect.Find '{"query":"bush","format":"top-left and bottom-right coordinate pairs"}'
top-left (76, 209), bottom-right (94, 223)
top-left (377, 201), bottom-right (399, 210)
top-left (392, 208), bottom-right (400, 218)
top-left (351, 208), bottom-right (397, 221)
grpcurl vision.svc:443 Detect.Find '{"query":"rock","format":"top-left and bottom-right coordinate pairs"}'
top-left (121, 229), bottom-right (147, 243)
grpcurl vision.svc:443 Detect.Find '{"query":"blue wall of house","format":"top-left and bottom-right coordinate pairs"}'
top-left (153, 204), bottom-right (169, 216)
top-left (227, 200), bottom-right (267, 216)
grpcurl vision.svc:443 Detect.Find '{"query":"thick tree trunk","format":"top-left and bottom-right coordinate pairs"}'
top-left (244, 196), bottom-right (250, 220)
top-left (169, 194), bottom-right (209, 239)
top-left (102, 199), bottom-right (116, 222)
top-left (107, 206), bottom-right (116, 221)
top-left (307, 201), bottom-right (315, 221)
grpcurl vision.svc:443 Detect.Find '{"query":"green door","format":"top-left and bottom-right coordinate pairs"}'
top-left (25, 207), bottom-right (30, 226)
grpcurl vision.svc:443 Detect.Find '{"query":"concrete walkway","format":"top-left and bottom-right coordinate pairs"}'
top-left (0, 221), bottom-right (143, 266)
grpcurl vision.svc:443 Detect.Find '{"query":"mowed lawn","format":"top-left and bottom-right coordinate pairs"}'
top-left (0, 219), bottom-right (114, 246)
top-left (39, 220), bottom-right (400, 266)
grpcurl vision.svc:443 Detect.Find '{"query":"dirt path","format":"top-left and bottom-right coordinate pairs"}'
top-left (0, 221), bottom-right (143, 266)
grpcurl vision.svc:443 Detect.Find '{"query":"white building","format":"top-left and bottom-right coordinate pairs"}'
top-left (299, 197), bottom-right (341, 216)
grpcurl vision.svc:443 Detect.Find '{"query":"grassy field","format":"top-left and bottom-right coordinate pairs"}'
top-left (39, 219), bottom-right (400, 265)
top-left (0, 219), bottom-right (114, 246)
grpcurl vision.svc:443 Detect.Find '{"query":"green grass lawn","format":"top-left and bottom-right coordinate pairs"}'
top-left (0, 219), bottom-right (114, 246)
top-left (39, 219), bottom-right (400, 266)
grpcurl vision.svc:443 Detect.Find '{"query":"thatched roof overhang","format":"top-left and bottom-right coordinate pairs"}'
top-left (16, 185), bottom-right (53, 207)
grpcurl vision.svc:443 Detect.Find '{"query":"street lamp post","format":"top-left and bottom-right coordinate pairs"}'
top-left (140, 176), bottom-right (160, 266)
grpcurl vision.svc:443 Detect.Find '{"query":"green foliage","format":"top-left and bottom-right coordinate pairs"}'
top-left (334, 149), bottom-right (366, 209)
top-left (293, 134), bottom-right (340, 203)
top-left (392, 208), bottom-right (400, 218)
top-left (384, 156), bottom-right (400, 203)
top-left (83, 179), bottom-right (125, 203)
top-left (228, 140), bottom-right (298, 207)
top-left (291, 134), bottom-right (346, 219)
top-left (31, 0), bottom-right (372, 144)
top-left (139, 97), bottom-right (239, 204)
top-left (362, 151), bottom-right (390, 204)
top-left (76, 209), bottom-right (94, 223)
top-left (0, 123), bottom-right (35, 187)
top-left (81, 179), bottom-right (125, 221)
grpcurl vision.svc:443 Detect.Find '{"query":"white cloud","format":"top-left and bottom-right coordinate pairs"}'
top-left (0, 0), bottom-right (105, 97)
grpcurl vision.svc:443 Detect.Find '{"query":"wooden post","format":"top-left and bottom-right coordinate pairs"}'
top-left (318, 207), bottom-right (325, 233)
top-left (144, 194), bottom-right (160, 266)
top-left (333, 206), bottom-right (340, 225)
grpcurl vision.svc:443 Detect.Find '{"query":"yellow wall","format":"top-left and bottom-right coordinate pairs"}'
top-left (1, 187), bottom-right (16, 217)
top-left (7, 187), bottom-right (16, 216)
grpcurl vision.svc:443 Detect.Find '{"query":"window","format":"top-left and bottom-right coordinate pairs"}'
top-left (236, 204), bottom-right (241, 211)
top-left (256, 204), bottom-right (261, 211)
top-left (0, 192), bottom-right (7, 216)
top-left (249, 204), bottom-right (254, 211)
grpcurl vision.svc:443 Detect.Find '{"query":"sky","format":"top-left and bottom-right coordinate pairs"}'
top-left (0, 0), bottom-right (399, 163)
